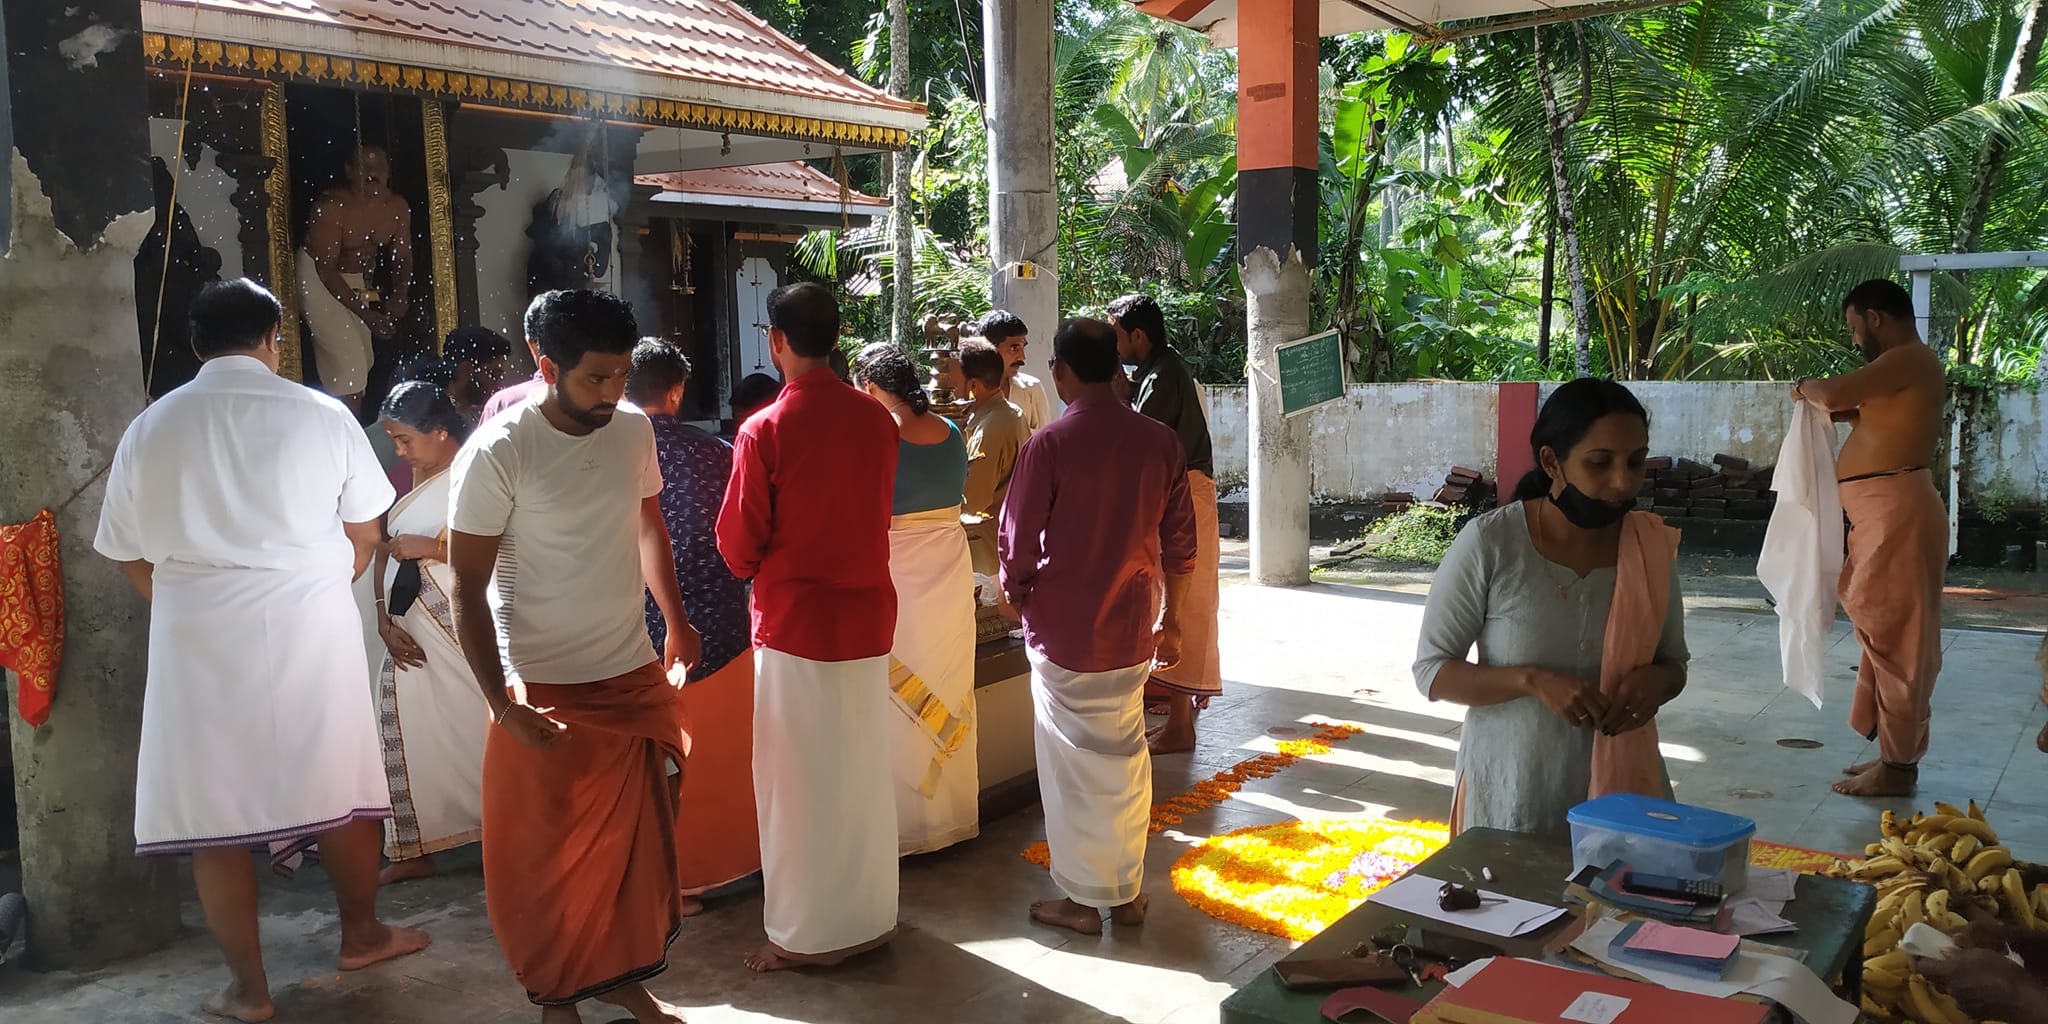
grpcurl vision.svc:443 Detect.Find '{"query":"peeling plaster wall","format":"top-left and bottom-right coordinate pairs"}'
top-left (1, 151), bottom-right (179, 967)
top-left (146, 118), bottom-right (242, 275)
top-left (1963, 387), bottom-right (2048, 508)
top-left (1207, 381), bottom-right (2048, 507)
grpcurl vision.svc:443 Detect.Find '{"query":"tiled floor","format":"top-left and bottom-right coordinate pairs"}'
top-left (2, 568), bottom-right (2042, 1023)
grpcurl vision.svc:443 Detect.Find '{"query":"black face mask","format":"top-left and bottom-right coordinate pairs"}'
top-left (1551, 482), bottom-right (1631, 530)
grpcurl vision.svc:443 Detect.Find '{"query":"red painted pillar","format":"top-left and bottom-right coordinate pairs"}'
top-left (1236, 0), bottom-right (1318, 262)
top-left (1497, 383), bottom-right (1540, 503)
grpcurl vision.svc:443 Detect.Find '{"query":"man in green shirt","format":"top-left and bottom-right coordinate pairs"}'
top-left (1109, 294), bottom-right (1220, 754)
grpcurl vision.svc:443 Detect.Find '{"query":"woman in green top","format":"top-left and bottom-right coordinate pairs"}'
top-left (851, 344), bottom-right (981, 855)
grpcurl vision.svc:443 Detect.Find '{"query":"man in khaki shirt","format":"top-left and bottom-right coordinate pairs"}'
top-left (956, 338), bottom-right (1031, 575)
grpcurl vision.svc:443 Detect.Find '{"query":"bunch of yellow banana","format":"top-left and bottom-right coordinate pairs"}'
top-left (1832, 801), bottom-right (2045, 1022)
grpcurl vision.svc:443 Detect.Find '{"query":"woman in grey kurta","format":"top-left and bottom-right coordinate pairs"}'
top-left (1413, 380), bottom-right (1690, 838)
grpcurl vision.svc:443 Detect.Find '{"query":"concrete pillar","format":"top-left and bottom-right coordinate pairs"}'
top-left (1237, 0), bottom-right (1317, 586)
top-left (1, 0), bottom-right (181, 968)
top-left (984, 0), bottom-right (1060, 410)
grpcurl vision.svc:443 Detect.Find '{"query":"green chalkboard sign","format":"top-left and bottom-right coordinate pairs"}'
top-left (1277, 329), bottom-right (1345, 416)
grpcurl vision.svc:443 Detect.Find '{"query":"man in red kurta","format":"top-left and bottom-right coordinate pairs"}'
top-left (716, 281), bottom-right (901, 973)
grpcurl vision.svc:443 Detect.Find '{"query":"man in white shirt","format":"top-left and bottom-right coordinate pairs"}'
top-left (980, 309), bottom-right (1053, 433)
top-left (447, 288), bottom-right (700, 1024)
top-left (94, 278), bottom-right (429, 1024)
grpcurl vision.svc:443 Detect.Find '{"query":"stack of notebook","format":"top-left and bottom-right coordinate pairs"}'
top-left (1606, 920), bottom-right (1742, 980)
top-left (1412, 957), bottom-right (1770, 1024)
top-left (1565, 862), bottom-right (1726, 927)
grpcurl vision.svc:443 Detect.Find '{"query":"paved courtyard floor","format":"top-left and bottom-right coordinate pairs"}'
top-left (3, 561), bottom-right (2044, 1024)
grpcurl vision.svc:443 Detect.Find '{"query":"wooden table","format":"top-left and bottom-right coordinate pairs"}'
top-left (1219, 827), bottom-right (1877, 1024)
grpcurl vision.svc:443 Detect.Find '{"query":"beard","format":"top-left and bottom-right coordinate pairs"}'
top-left (554, 385), bottom-right (616, 428)
top-left (1858, 339), bottom-right (1882, 362)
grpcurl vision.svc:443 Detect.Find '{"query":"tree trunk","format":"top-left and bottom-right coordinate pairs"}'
top-left (1539, 211), bottom-right (1556, 367)
top-left (1534, 25), bottom-right (1594, 378)
top-left (888, 0), bottom-right (915, 350)
top-left (1957, 0), bottom-right (2044, 371)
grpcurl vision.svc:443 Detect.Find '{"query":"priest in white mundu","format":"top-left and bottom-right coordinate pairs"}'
top-left (94, 279), bottom-right (429, 1024)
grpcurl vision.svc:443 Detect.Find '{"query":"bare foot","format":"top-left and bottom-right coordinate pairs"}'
top-left (378, 856), bottom-right (437, 886)
top-left (201, 982), bottom-right (276, 1024)
top-left (744, 942), bottom-right (797, 972)
top-left (1833, 763), bottom-right (1917, 798)
top-left (679, 895), bottom-right (706, 918)
top-left (338, 924), bottom-right (432, 971)
top-left (1147, 724), bottom-right (1196, 756)
top-left (1030, 898), bottom-right (1104, 935)
top-left (594, 981), bottom-right (687, 1023)
top-left (539, 1005), bottom-right (585, 1024)
top-left (1111, 894), bottom-right (1149, 927)
top-left (1842, 759), bottom-right (1879, 777)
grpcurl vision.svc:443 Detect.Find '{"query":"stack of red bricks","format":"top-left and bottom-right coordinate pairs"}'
top-left (1433, 466), bottom-right (1487, 506)
top-left (1635, 454), bottom-right (1777, 520)
top-left (1380, 466), bottom-right (1492, 514)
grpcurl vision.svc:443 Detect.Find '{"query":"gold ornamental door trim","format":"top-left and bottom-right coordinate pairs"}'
top-left (260, 81), bottom-right (302, 381)
top-left (422, 100), bottom-right (458, 351)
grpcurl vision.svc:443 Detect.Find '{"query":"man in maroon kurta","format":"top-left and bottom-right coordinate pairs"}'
top-left (999, 317), bottom-right (1196, 935)
top-left (715, 281), bottom-right (901, 973)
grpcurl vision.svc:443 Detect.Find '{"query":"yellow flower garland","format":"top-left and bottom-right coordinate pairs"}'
top-left (1022, 721), bottom-right (1365, 868)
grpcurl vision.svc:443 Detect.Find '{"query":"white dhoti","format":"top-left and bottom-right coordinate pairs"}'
top-left (1029, 648), bottom-right (1153, 908)
top-left (886, 506), bottom-right (980, 855)
top-left (753, 648), bottom-right (899, 955)
top-left (297, 249), bottom-right (374, 396)
top-left (136, 561), bottom-right (391, 855)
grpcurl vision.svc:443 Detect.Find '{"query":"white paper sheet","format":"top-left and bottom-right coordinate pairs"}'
top-left (1741, 868), bottom-right (1800, 902)
top-left (1727, 898), bottom-right (1797, 936)
top-left (1560, 992), bottom-right (1631, 1024)
top-left (1365, 873), bottom-right (1571, 938)
top-left (1571, 917), bottom-right (1855, 1024)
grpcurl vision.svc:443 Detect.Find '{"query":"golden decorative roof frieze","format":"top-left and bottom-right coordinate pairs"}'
top-left (141, 32), bottom-right (911, 149)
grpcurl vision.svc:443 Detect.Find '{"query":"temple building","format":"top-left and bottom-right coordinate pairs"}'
top-left (134, 0), bottom-right (919, 421)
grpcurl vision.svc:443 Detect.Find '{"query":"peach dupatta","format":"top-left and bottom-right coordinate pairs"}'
top-left (1589, 512), bottom-right (1682, 801)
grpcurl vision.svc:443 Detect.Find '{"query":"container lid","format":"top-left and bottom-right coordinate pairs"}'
top-left (1567, 794), bottom-right (1757, 849)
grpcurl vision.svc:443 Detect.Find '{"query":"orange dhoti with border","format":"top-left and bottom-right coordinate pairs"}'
top-left (1148, 470), bottom-right (1222, 704)
top-left (1839, 469), bottom-right (1948, 766)
top-left (673, 650), bottom-right (761, 895)
top-left (483, 660), bottom-right (689, 1006)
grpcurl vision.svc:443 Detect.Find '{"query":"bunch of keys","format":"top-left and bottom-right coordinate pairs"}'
top-left (1436, 881), bottom-right (1507, 912)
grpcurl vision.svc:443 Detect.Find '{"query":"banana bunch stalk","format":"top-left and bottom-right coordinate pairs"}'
top-left (1827, 802), bottom-right (2045, 1023)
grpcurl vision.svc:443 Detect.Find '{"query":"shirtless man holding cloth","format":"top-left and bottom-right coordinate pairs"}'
top-left (1792, 279), bottom-right (1948, 797)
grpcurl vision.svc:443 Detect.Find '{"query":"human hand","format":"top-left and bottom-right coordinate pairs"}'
top-left (1598, 665), bottom-right (1675, 735)
top-left (997, 591), bottom-right (1023, 623)
top-left (497, 702), bottom-right (567, 749)
top-left (663, 621), bottom-right (702, 678)
top-left (379, 616), bottom-right (426, 671)
top-left (386, 534), bottom-right (440, 561)
top-left (1790, 379), bottom-right (1812, 403)
top-left (1524, 668), bottom-right (1610, 729)
top-left (1913, 947), bottom-right (2048, 1023)
top-left (1153, 618), bottom-right (1184, 673)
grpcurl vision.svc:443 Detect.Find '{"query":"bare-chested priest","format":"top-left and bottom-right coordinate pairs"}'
top-left (301, 145), bottom-right (413, 412)
top-left (1792, 279), bottom-right (1948, 797)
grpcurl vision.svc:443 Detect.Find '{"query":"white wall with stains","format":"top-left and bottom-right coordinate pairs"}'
top-left (1206, 381), bottom-right (2048, 508)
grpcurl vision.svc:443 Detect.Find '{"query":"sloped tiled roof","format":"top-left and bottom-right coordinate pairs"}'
top-left (146, 0), bottom-right (924, 120)
top-left (639, 161), bottom-right (888, 208)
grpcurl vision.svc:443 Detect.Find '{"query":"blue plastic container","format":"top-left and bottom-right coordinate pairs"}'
top-left (1567, 794), bottom-right (1757, 892)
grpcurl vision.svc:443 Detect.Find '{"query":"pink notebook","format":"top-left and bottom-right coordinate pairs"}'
top-left (1623, 920), bottom-right (1740, 960)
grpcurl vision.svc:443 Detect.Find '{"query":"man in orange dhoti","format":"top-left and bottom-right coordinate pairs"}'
top-left (1793, 279), bottom-right (1949, 798)
top-left (448, 290), bottom-right (703, 1023)
top-left (1110, 294), bottom-right (1221, 755)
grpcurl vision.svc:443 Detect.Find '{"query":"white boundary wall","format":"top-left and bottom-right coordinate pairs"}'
top-left (1205, 381), bottom-right (2047, 508)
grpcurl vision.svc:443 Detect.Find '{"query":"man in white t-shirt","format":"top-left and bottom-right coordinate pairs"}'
top-left (980, 309), bottom-right (1053, 433)
top-left (447, 288), bottom-right (701, 1024)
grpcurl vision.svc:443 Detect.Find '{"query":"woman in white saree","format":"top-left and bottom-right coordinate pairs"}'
top-left (370, 382), bottom-right (490, 883)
